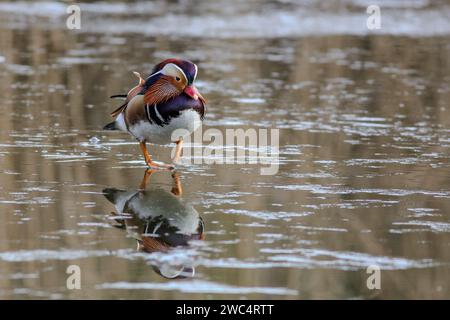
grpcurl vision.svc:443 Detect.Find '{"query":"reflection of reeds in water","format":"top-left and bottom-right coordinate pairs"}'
top-left (0, 24), bottom-right (449, 298)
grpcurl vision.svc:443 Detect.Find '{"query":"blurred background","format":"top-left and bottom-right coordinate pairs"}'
top-left (0, 0), bottom-right (449, 299)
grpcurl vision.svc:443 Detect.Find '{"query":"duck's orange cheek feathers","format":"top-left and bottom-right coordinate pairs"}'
top-left (144, 78), bottom-right (181, 105)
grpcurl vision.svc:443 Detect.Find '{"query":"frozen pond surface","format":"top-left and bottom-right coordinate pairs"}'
top-left (0, 0), bottom-right (449, 299)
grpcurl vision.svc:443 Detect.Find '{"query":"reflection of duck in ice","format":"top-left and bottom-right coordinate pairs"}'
top-left (103, 170), bottom-right (204, 279)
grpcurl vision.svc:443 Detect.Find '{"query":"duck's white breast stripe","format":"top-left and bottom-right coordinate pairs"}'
top-left (145, 103), bottom-right (152, 123)
top-left (153, 104), bottom-right (165, 123)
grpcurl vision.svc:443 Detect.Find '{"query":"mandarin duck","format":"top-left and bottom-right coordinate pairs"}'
top-left (103, 170), bottom-right (205, 279)
top-left (104, 59), bottom-right (206, 169)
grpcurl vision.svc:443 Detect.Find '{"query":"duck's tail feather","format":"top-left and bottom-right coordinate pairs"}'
top-left (103, 121), bottom-right (118, 131)
top-left (102, 187), bottom-right (124, 202)
top-left (110, 94), bottom-right (127, 99)
top-left (110, 101), bottom-right (128, 118)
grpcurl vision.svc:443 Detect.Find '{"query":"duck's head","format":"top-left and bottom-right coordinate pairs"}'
top-left (142, 58), bottom-right (206, 105)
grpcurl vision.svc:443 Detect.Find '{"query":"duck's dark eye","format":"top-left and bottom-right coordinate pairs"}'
top-left (175, 76), bottom-right (181, 82)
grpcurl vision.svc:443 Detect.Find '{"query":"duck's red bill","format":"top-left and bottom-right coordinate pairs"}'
top-left (184, 85), bottom-right (199, 100)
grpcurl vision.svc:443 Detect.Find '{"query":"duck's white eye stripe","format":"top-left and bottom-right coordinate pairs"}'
top-left (193, 64), bottom-right (198, 81)
top-left (147, 70), bottom-right (161, 79)
top-left (161, 63), bottom-right (187, 83)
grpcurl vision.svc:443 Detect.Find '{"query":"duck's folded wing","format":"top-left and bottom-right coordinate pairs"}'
top-left (110, 71), bottom-right (145, 118)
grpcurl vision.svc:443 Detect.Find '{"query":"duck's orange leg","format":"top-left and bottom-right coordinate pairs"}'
top-left (171, 171), bottom-right (183, 196)
top-left (139, 142), bottom-right (173, 170)
top-left (173, 139), bottom-right (183, 163)
top-left (139, 169), bottom-right (154, 190)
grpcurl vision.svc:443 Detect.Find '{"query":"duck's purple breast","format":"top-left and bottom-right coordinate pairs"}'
top-left (147, 93), bottom-right (205, 127)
